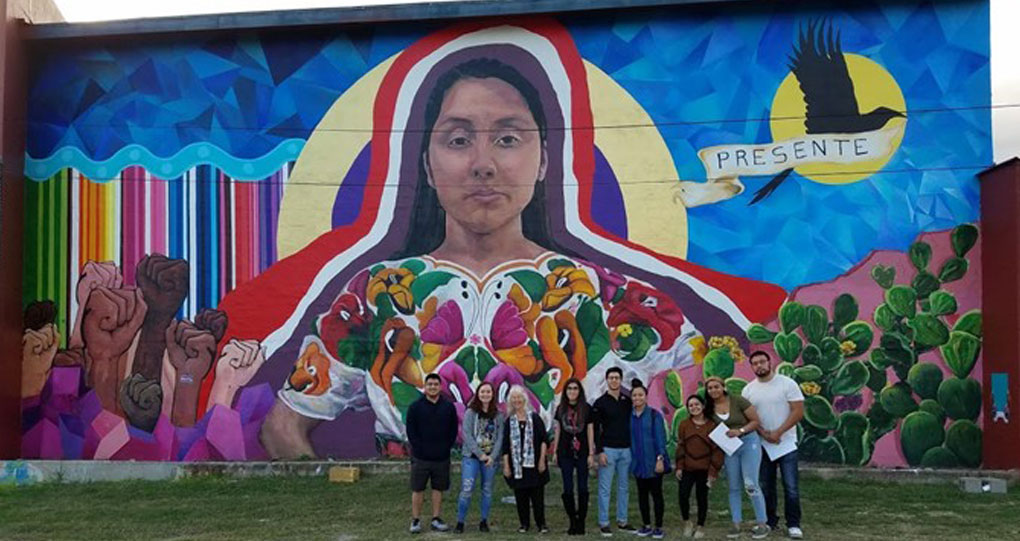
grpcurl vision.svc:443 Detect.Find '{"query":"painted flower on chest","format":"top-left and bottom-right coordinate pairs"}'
top-left (490, 298), bottom-right (540, 376)
top-left (536, 311), bottom-right (587, 392)
top-left (578, 259), bottom-right (626, 302)
top-left (417, 297), bottom-right (466, 373)
top-left (607, 284), bottom-right (686, 351)
top-left (541, 266), bottom-right (596, 311)
top-left (370, 318), bottom-right (420, 404)
top-left (368, 267), bottom-right (416, 315)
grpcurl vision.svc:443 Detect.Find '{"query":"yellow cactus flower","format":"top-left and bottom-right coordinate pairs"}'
top-left (618, 323), bottom-right (634, 338)
top-left (839, 340), bottom-right (856, 355)
top-left (690, 335), bottom-right (708, 364)
top-left (800, 382), bottom-right (822, 396)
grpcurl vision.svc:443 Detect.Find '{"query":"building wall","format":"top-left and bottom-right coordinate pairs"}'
top-left (18, 0), bottom-right (991, 467)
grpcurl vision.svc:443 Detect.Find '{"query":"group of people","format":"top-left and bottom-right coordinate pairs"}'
top-left (404, 351), bottom-right (805, 539)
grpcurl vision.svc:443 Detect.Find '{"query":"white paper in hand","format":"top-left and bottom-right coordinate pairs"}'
top-left (710, 423), bottom-right (743, 456)
top-left (762, 437), bottom-right (797, 461)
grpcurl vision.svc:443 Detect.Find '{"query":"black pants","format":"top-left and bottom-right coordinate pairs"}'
top-left (678, 469), bottom-right (710, 526)
top-left (514, 486), bottom-right (546, 529)
top-left (560, 454), bottom-right (590, 497)
top-left (760, 449), bottom-right (802, 529)
top-left (635, 475), bottom-right (664, 528)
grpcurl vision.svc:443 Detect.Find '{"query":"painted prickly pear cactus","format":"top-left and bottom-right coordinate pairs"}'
top-left (746, 224), bottom-right (982, 467)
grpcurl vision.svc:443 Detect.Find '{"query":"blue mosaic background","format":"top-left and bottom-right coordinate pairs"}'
top-left (25, 0), bottom-right (991, 290)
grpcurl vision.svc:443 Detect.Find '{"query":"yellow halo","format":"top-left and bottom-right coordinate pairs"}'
top-left (769, 53), bottom-right (907, 185)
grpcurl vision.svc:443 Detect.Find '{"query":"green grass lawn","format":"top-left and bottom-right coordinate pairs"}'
top-left (1, 471), bottom-right (1016, 540)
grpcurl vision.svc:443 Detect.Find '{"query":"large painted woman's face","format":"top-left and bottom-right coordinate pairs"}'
top-left (426, 77), bottom-right (547, 236)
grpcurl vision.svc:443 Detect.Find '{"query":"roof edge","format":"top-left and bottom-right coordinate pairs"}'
top-left (25, 0), bottom-right (734, 40)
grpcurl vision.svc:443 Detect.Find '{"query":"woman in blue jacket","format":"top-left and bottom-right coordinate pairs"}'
top-left (630, 378), bottom-right (670, 539)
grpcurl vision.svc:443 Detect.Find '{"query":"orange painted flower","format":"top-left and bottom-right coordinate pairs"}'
top-left (536, 311), bottom-right (588, 392)
top-left (370, 318), bottom-right (418, 404)
top-left (367, 267), bottom-right (416, 315)
top-left (541, 266), bottom-right (596, 311)
top-left (508, 283), bottom-right (540, 339)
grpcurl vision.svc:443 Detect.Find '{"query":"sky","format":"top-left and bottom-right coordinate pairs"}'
top-left (52, 0), bottom-right (1020, 162)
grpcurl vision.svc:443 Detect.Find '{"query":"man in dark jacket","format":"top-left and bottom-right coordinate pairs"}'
top-left (406, 373), bottom-right (458, 533)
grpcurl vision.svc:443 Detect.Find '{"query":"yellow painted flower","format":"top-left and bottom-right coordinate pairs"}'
top-left (800, 381), bottom-right (821, 396)
top-left (690, 335), bottom-right (708, 364)
top-left (840, 340), bottom-right (856, 355)
top-left (618, 323), bottom-right (634, 338)
top-left (367, 267), bottom-right (416, 315)
top-left (541, 266), bottom-right (596, 311)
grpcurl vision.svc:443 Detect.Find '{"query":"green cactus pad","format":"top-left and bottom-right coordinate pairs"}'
top-left (952, 310), bottom-right (982, 338)
top-left (940, 331), bottom-right (981, 379)
top-left (907, 363), bottom-right (944, 400)
top-left (885, 285), bottom-right (917, 318)
top-left (779, 302), bottom-right (805, 334)
top-left (702, 348), bottom-right (736, 379)
top-left (671, 406), bottom-right (689, 440)
top-left (830, 361), bottom-right (869, 396)
top-left (880, 382), bottom-right (918, 418)
top-left (909, 241), bottom-right (933, 271)
top-left (911, 272), bottom-right (941, 300)
top-left (908, 313), bottom-right (950, 348)
top-left (873, 303), bottom-right (897, 332)
top-left (945, 419), bottom-right (982, 468)
top-left (725, 377), bottom-right (748, 398)
top-left (835, 411), bottom-right (871, 466)
top-left (866, 364), bottom-right (888, 393)
top-left (777, 362), bottom-right (796, 379)
top-left (918, 399), bottom-right (947, 426)
top-left (951, 224), bottom-right (979, 258)
top-left (867, 401), bottom-right (898, 441)
top-left (938, 257), bottom-right (968, 283)
top-left (937, 377), bottom-right (981, 421)
top-left (804, 394), bottom-right (838, 430)
top-left (800, 435), bottom-right (846, 464)
top-left (900, 411), bottom-right (946, 466)
top-left (747, 323), bottom-right (777, 344)
top-left (794, 365), bottom-right (824, 382)
top-left (773, 332), bottom-right (803, 365)
top-left (928, 291), bottom-right (958, 317)
top-left (871, 264), bottom-right (896, 289)
top-left (840, 321), bottom-right (874, 357)
top-left (815, 337), bottom-right (844, 372)
top-left (832, 294), bottom-right (859, 330)
top-left (803, 305), bottom-right (828, 344)
top-left (920, 446), bottom-right (960, 468)
top-left (665, 371), bottom-right (684, 409)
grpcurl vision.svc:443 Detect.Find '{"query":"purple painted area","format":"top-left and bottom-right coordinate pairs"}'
top-left (309, 408), bottom-right (380, 458)
top-left (331, 143), bottom-right (372, 228)
top-left (590, 146), bottom-right (627, 239)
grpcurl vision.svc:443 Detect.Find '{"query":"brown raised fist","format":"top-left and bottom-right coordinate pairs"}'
top-left (135, 254), bottom-right (189, 318)
top-left (22, 324), bottom-right (60, 398)
top-left (165, 320), bottom-right (216, 427)
top-left (119, 374), bottom-right (163, 432)
top-left (53, 347), bottom-right (86, 367)
top-left (209, 339), bottom-right (265, 407)
top-left (81, 286), bottom-right (146, 413)
top-left (71, 261), bottom-right (123, 348)
top-left (195, 308), bottom-right (228, 344)
top-left (24, 301), bottom-right (57, 332)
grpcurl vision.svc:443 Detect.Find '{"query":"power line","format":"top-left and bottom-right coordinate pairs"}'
top-left (29, 102), bottom-right (1017, 135)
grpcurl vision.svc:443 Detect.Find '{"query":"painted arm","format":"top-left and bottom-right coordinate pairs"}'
top-left (260, 398), bottom-right (321, 459)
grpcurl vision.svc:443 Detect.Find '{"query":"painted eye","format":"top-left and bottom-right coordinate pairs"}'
top-left (340, 310), bottom-right (351, 321)
top-left (640, 296), bottom-right (658, 308)
top-left (558, 329), bottom-right (570, 348)
top-left (495, 134), bottom-right (520, 147)
top-left (448, 136), bottom-right (471, 148)
top-left (307, 365), bottom-right (317, 376)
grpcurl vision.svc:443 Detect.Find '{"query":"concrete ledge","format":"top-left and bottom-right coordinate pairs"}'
top-left (4, 459), bottom-right (1019, 485)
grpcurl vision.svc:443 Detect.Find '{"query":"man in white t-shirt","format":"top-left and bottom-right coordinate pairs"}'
top-left (742, 351), bottom-right (805, 540)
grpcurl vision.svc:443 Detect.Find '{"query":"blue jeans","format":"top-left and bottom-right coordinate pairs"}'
top-left (456, 456), bottom-right (496, 522)
top-left (760, 449), bottom-right (801, 529)
top-left (724, 432), bottom-right (767, 525)
top-left (597, 447), bottom-right (631, 527)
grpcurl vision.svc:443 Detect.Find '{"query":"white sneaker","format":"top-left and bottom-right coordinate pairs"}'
top-left (788, 527), bottom-right (804, 539)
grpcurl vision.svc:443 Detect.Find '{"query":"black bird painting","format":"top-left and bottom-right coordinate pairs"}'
top-left (749, 21), bottom-right (905, 205)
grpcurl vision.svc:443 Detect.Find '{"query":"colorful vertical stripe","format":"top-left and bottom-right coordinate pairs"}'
top-left (23, 164), bottom-right (293, 334)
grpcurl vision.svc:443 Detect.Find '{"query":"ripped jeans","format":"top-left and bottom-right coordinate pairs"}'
top-left (724, 431), bottom-right (767, 525)
top-left (456, 456), bottom-right (496, 523)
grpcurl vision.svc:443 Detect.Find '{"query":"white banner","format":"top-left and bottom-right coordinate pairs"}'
top-left (697, 124), bottom-right (904, 180)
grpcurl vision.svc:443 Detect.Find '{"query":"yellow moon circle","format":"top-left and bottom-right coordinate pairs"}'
top-left (769, 53), bottom-right (906, 185)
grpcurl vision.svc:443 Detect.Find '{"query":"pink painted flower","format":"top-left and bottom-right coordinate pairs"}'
top-left (420, 300), bottom-right (464, 345)
top-left (490, 300), bottom-right (528, 350)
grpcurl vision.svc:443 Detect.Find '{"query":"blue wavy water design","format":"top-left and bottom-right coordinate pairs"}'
top-left (25, 139), bottom-right (306, 181)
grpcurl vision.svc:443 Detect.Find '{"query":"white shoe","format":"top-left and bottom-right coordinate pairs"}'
top-left (682, 522), bottom-right (694, 538)
top-left (788, 527), bottom-right (804, 539)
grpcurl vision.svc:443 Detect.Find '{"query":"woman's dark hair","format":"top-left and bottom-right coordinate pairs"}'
top-left (630, 378), bottom-right (647, 393)
top-left (686, 393), bottom-right (713, 419)
top-left (395, 57), bottom-right (571, 258)
top-left (467, 381), bottom-right (497, 418)
top-left (704, 376), bottom-right (727, 401)
top-left (555, 377), bottom-right (590, 419)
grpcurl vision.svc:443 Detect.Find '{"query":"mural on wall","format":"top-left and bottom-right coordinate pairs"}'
top-left (21, 0), bottom-right (990, 466)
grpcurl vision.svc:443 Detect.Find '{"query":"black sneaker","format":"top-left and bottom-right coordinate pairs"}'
top-left (453, 522), bottom-right (464, 534)
top-left (479, 520), bottom-right (490, 533)
top-left (617, 523), bottom-right (638, 533)
top-left (600, 525), bottom-right (613, 537)
top-left (431, 518), bottom-right (450, 532)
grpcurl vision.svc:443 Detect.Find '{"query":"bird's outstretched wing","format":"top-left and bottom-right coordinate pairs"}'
top-left (748, 168), bottom-right (792, 205)
top-left (789, 20), bottom-right (859, 134)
